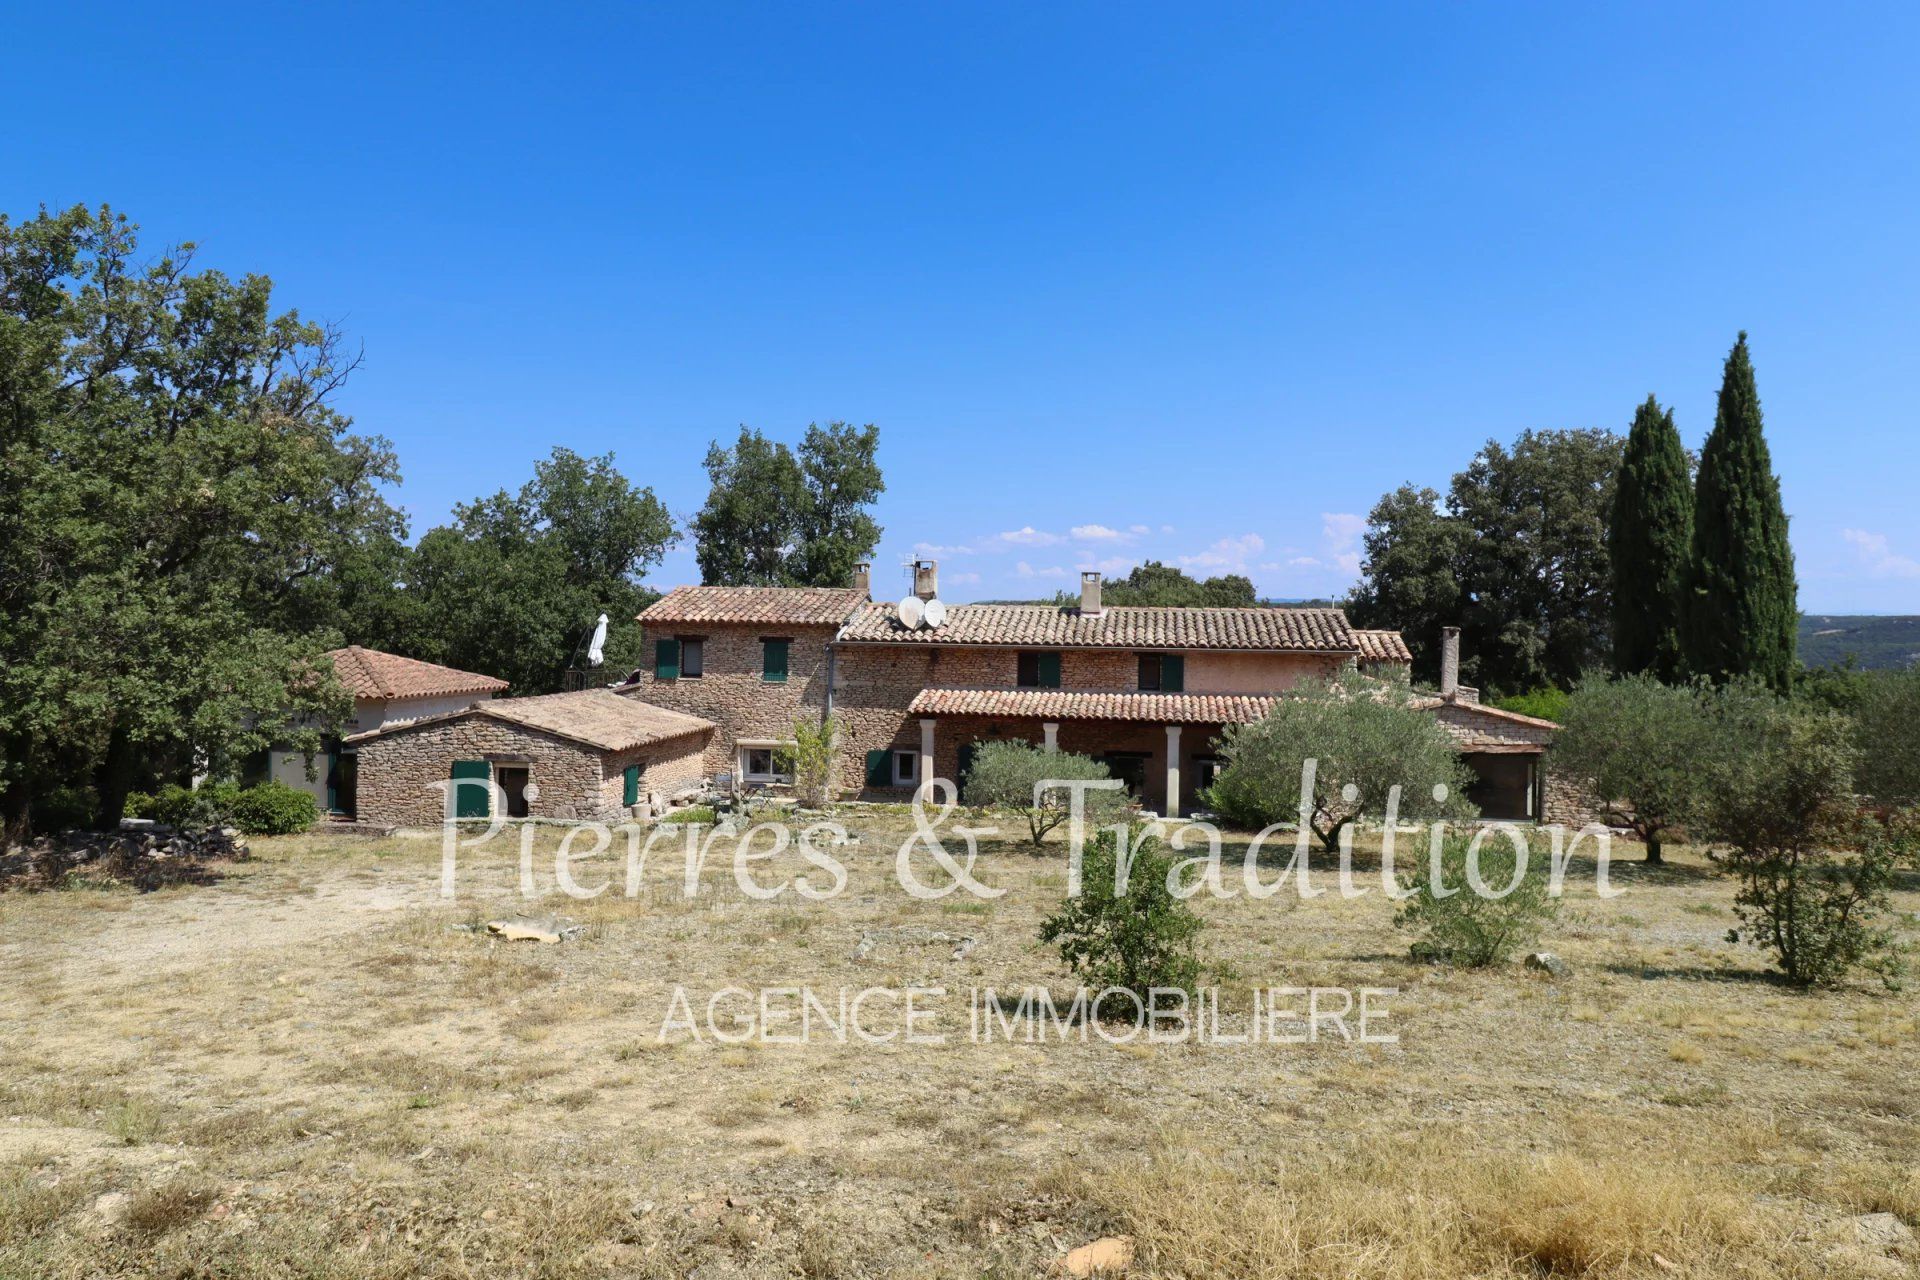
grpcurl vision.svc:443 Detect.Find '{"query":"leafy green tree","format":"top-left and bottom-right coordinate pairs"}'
top-left (1349, 428), bottom-right (1621, 695)
top-left (1550, 674), bottom-right (1711, 863)
top-left (1394, 829), bottom-right (1558, 967)
top-left (1852, 668), bottom-right (1920, 807)
top-left (1610, 396), bottom-right (1693, 679)
top-left (0, 205), bottom-right (389, 833)
top-left (1695, 682), bottom-right (1904, 986)
top-left (692, 422), bottom-right (883, 587)
top-left (1492, 687), bottom-right (1570, 723)
top-left (963, 740), bottom-right (1131, 848)
top-left (1205, 677), bottom-right (1475, 849)
top-left (408, 449), bottom-right (674, 694)
top-left (775, 714), bottom-right (839, 806)
top-left (1038, 826), bottom-right (1203, 1012)
top-left (1097, 561), bottom-right (1257, 608)
top-left (1685, 333), bottom-right (1797, 690)
top-left (1345, 485), bottom-right (1466, 685)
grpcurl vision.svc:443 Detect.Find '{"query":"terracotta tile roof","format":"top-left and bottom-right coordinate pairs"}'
top-left (908, 687), bottom-right (1282, 725)
top-left (346, 690), bottom-right (713, 752)
top-left (1354, 630), bottom-right (1413, 663)
top-left (638, 586), bottom-right (868, 627)
top-left (839, 603), bottom-right (1356, 651)
top-left (327, 646), bottom-right (508, 700)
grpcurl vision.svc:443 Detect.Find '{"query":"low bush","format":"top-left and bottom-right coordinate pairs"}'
top-left (1038, 826), bottom-right (1202, 1011)
top-left (1493, 686), bottom-right (1571, 723)
top-left (658, 805), bottom-right (716, 825)
top-left (124, 780), bottom-right (314, 835)
top-left (1394, 829), bottom-right (1558, 966)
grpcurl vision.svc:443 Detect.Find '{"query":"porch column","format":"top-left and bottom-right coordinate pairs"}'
top-left (1042, 721), bottom-right (1059, 752)
top-left (919, 717), bottom-right (937, 801)
top-left (1164, 725), bottom-right (1182, 818)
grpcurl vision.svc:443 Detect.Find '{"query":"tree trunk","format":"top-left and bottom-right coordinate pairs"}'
top-left (1644, 828), bottom-right (1664, 864)
top-left (93, 722), bottom-right (139, 831)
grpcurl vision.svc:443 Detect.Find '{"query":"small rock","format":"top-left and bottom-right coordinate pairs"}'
top-left (485, 916), bottom-right (581, 944)
top-left (1855, 1212), bottom-right (1915, 1253)
top-left (1057, 1235), bottom-right (1134, 1276)
top-left (90, 1191), bottom-right (132, 1227)
top-left (480, 1207), bottom-right (498, 1222)
top-left (1524, 951), bottom-right (1570, 978)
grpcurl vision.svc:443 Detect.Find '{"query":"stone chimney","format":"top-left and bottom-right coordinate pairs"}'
top-left (852, 562), bottom-right (871, 599)
top-left (1440, 626), bottom-right (1460, 699)
top-left (913, 559), bottom-right (938, 600)
top-left (1080, 571), bottom-right (1104, 616)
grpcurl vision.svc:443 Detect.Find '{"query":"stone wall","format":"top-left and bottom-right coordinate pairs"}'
top-left (625, 623), bottom-right (836, 779)
top-left (354, 713), bottom-right (709, 827)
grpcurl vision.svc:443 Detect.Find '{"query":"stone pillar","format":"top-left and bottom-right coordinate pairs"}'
top-left (919, 718), bottom-right (937, 801)
top-left (1042, 722), bottom-right (1059, 752)
top-left (1164, 725), bottom-right (1182, 818)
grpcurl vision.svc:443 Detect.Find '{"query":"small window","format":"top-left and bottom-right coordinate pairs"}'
top-left (741, 747), bottom-right (791, 783)
top-left (679, 637), bottom-right (704, 678)
top-left (1017, 651), bottom-right (1062, 688)
top-left (892, 750), bottom-right (919, 787)
top-left (1193, 756), bottom-right (1223, 792)
top-left (762, 638), bottom-right (790, 683)
top-left (1138, 654), bottom-right (1162, 691)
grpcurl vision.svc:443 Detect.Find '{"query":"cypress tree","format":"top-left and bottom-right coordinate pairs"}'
top-left (1610, 395), bottom-right (1693, 680)
top-left (1685, 333), bottom-right (1797, 690)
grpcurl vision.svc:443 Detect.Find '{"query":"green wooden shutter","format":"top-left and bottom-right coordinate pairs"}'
top-left (1162, 654), bottom-right (1185, 693)
top-left (865, 749), bottom-right (891, 787)
top-left (450, 760), bottom-right (491, 819)
top-left (654, 638), bottom-right (680, 680)
top-left (763, 638), bottom-right (790, 683)
top-left (623, 764), bottom-right (640, 807)
top-left (1037, 651), bottom-right (1061, 688)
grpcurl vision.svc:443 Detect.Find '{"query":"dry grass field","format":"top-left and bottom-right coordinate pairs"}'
top-left (2, 811), bottom-right (1918, 1278)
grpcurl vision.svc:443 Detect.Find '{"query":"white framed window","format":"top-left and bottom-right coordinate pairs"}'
top-left (892, 749), bottom-right (919, 787)
top-left (740, 745), bottom-right (791, 784)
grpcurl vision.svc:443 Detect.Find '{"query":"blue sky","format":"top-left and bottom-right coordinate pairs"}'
top-left (9, 3), bottom-right (1920, 610)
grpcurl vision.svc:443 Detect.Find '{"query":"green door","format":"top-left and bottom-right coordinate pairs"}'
top-left (623, 763), bottom-right (641, 807)
top-left (450, 759), bottom-right (491, 819)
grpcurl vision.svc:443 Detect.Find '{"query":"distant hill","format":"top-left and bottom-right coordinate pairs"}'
top-left (1800, 615), bottom-right (1920, 671)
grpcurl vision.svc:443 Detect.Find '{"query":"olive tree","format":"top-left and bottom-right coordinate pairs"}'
top-left (1854, 668), bottom-right (1920, 808)
top-left (1204, 677), bottom-right (1475, 850)
top-left (964, 740), bottom-right (1130, 849)
top-left (1551, 673), bottom-right (1713, 863)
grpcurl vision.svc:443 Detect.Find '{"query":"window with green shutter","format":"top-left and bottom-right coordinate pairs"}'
top-left (1018, 651), bottom-right (1063, 688)
top-left (1162, 654), bottom-right (1185, 693)
top-left (762, 638), bottom-right (790, 683)
top-left (865, 749), bottom-right (892, 787)
top-left (654, 637), bottom-right (680, 680)
top-left (1037, 651), bottom-right (1061, 688)
top-left (623, 764), bottom-right (640, 807)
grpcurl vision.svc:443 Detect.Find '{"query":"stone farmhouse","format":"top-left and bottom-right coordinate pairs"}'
top-left (627, 561), bottom-right (1576, 823)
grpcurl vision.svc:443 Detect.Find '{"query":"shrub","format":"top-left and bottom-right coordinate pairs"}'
top-left (1551, 673), bottom-right (1714, 862)
top-left (1038, 827), bottom-right (1202, 1010)
top-left (1206, 676), bottom-right (1475, 849)
top-left (1494, 687), bottom-right (1570, 723)
top-left (1697, 683), bottom-right (1906, 986)
top-left (1853, 667), bottom-right (1920, 808)
top-left (658, 805), bottom-right (716, 825)
top-left (32, 784), bottom-right (100, 831)
top-left (775, 714), bottom-right (838, 806)
top-left (225, 781), bottom-right (317, 835)
top-left (1395, 829), bottom-right (1558, 966)
top-left (964, 740), bottom-right (1131, 848)
top-left (125, 782), bottom-right (236, 831)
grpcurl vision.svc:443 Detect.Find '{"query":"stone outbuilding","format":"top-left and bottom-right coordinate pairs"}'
top-left (347, 690), bottom-right (713, 826)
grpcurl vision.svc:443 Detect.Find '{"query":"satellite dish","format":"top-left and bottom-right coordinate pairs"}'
top-left (586, 613), bottom-right (609, 667)
top-left (922, 597), bottom-right (946, 629)
top-left (898, 595), bottom-right (925, 629)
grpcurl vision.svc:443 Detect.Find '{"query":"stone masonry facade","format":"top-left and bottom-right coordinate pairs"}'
top-left (624, 623), bottom-right (836, 778)
top-left (354, 713), bottom-right (708, 827)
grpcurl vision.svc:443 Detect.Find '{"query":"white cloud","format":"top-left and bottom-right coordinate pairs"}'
top-left (997, 526), bottom-right (1063, 547)
top-left (945, 570), bottom-right (982, 585)
top-left (1321, 512), bottom-right (1366, 576)
top-left (1070, 523), bottom-right (1126, 542)
top-left (1128, 524), bottom-right (1151, 536)
top-left (913, 541), bottom-right (975, 557)
top-left (1014, 561), bottom-right (1070, 580)
top-left (1086, 555), bottom-right (1136, 575)
top-left (1179, 533), bottom-right (1266, 573)
top-left (1842, 528), bottom-right (1920, 578)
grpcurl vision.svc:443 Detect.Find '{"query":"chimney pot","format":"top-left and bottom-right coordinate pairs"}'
top-left (1080, 570), bottom-right (1104, 616)
top-left (853, 562), bottom-right (871, 599)
top-left (1440, 626), bottom-right (1461, 698)
top-left (913, 559), bottom-right (938, 600)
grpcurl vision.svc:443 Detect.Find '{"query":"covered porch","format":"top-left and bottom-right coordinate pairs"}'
top-left (903, 689), bottom-right (1281, 817)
